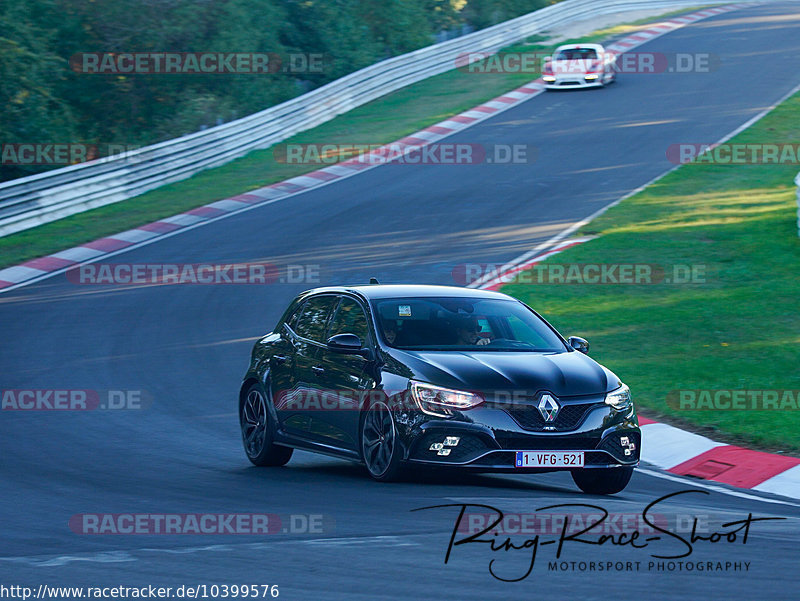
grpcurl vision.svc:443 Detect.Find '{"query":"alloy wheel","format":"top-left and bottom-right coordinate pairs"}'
top-left (241, 389), bottom-right (268, 459)
top-left (362, 402), bottom-right (396, 476)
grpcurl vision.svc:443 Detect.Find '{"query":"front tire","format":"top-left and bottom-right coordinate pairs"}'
top-left (240, 384), bottom-right (293, 467)
top-left (360, 401), bottom-right (403, 482)
top-left (571, 466), bottom-right (633, 495)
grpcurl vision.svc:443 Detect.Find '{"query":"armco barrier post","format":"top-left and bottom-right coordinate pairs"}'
top-left (796, 172), bottom-right (800, 237)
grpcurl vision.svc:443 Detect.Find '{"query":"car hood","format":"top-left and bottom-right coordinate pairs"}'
top-left (387, 348), bottom-right (620, 398)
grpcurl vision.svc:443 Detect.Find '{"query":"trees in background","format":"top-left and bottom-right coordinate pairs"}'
top-left (1, 0), bottom-right (551, 181)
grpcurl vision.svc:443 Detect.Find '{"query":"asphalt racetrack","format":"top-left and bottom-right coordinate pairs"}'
top-left (2, 3), bottom-right (800, 599)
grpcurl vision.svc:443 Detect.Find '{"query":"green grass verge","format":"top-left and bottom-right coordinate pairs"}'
top-left (0, 7), bottom-right (704, 269)
top-left (501, 92), bottom-right (800, 452)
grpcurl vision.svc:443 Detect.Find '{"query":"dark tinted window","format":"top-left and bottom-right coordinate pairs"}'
top-left (373, 297), bottom-right (565, 352)
top-left (328, 297), bottom-right (369, 342)
top-left (284, 301), bottom-right (305, 330)
top-left (294, 296), bottom-right (337, 341)
top-left (555, 48), bottom-right (598, 60)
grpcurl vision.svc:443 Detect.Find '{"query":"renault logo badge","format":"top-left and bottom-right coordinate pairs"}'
top-left (537, 394), bottom-right (560, 422)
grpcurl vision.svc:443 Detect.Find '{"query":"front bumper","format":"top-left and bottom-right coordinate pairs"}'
top-left (543, 75), bottom-right (603, 89)
top-left (399, 395), bottom-right (640, 471)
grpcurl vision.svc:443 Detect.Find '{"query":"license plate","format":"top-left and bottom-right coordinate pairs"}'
top-left (515, 451), bottom-right (584, 468)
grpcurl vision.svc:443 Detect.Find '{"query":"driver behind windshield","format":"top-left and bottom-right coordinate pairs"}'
top-left (382, 319), bottom-right (398, 345)
top-left (453, 316), bottom-right (491, 346)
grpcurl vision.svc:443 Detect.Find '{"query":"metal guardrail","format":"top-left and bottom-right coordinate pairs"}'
top-left (0, 0), bottom-right (750, 237)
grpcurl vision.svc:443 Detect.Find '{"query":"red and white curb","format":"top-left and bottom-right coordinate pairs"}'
top-left (473, 236), bottom-right (596, 291)
top-left (0, 2), bottom-right (756, 293)
top-left (638, 417), bottom-right (800, 499)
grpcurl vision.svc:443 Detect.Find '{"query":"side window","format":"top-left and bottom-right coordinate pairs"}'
top-left (284, 301), bottom-right (305, 331)
top-left (294, 296), bottom-right (337, 342)
top-left (328, 297), bottom-right (369, 342)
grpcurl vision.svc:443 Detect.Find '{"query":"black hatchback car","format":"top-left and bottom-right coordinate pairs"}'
top-left (239, 284), bottom-right (640, 494)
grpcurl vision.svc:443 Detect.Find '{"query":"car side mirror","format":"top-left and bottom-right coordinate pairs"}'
top-left (568, 336), bottom-right (589, 354)
top-left (327, 333), bottom-right (370, 357)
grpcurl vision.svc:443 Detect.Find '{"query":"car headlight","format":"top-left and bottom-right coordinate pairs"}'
top-left (605, 384), bottom-right (632, 411)
top-left (410, 381), bottom-right (483, 416)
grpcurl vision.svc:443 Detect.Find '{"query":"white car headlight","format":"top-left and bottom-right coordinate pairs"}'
top-left (605, 384), bottom-right (632, 411)
top-left (410, 381), bottom-right (483, 416)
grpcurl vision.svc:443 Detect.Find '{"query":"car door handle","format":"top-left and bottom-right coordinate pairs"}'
top-left (272, 355), bottom-right (287, 364)
top-left (311, 366), bottom-right (325, 375)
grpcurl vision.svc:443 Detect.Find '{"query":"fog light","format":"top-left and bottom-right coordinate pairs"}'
top-left (430, 436), bottom-right (461, 455)
top-left (620, 435), bottom-right (636, 456)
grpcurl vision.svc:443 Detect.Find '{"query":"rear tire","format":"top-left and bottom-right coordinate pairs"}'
top-left (571, 466), bottom-right (633, 495)
top-left (240, 384), bottom-right (293, 467)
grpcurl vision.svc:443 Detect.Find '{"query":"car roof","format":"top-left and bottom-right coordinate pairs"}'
top-left (299, 284), bottom-right (516, 301)
top-left (554, 43), bottom-right (604, 52)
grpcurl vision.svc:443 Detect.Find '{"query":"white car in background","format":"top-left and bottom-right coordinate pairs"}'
top-left (542, 43), bottom-right (617, 89)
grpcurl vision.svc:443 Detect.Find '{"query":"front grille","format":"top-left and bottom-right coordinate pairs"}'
top-left (473, 453), bottom-right (516, 467)
top-left (495, 435), bottom-right (598, 451)
top-left (585, 451), bottom-right (616, 465)
top-left (504, 401), bottom-right (602, 432)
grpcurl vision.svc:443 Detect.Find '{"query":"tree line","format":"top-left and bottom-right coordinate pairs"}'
top-left (1, 0), bottom-right (553, 181)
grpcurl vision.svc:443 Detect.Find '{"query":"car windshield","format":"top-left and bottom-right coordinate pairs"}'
top-left (373, 297), bottom-right (566, 352)
top-left (555, 48), bottom-right (598, 60)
